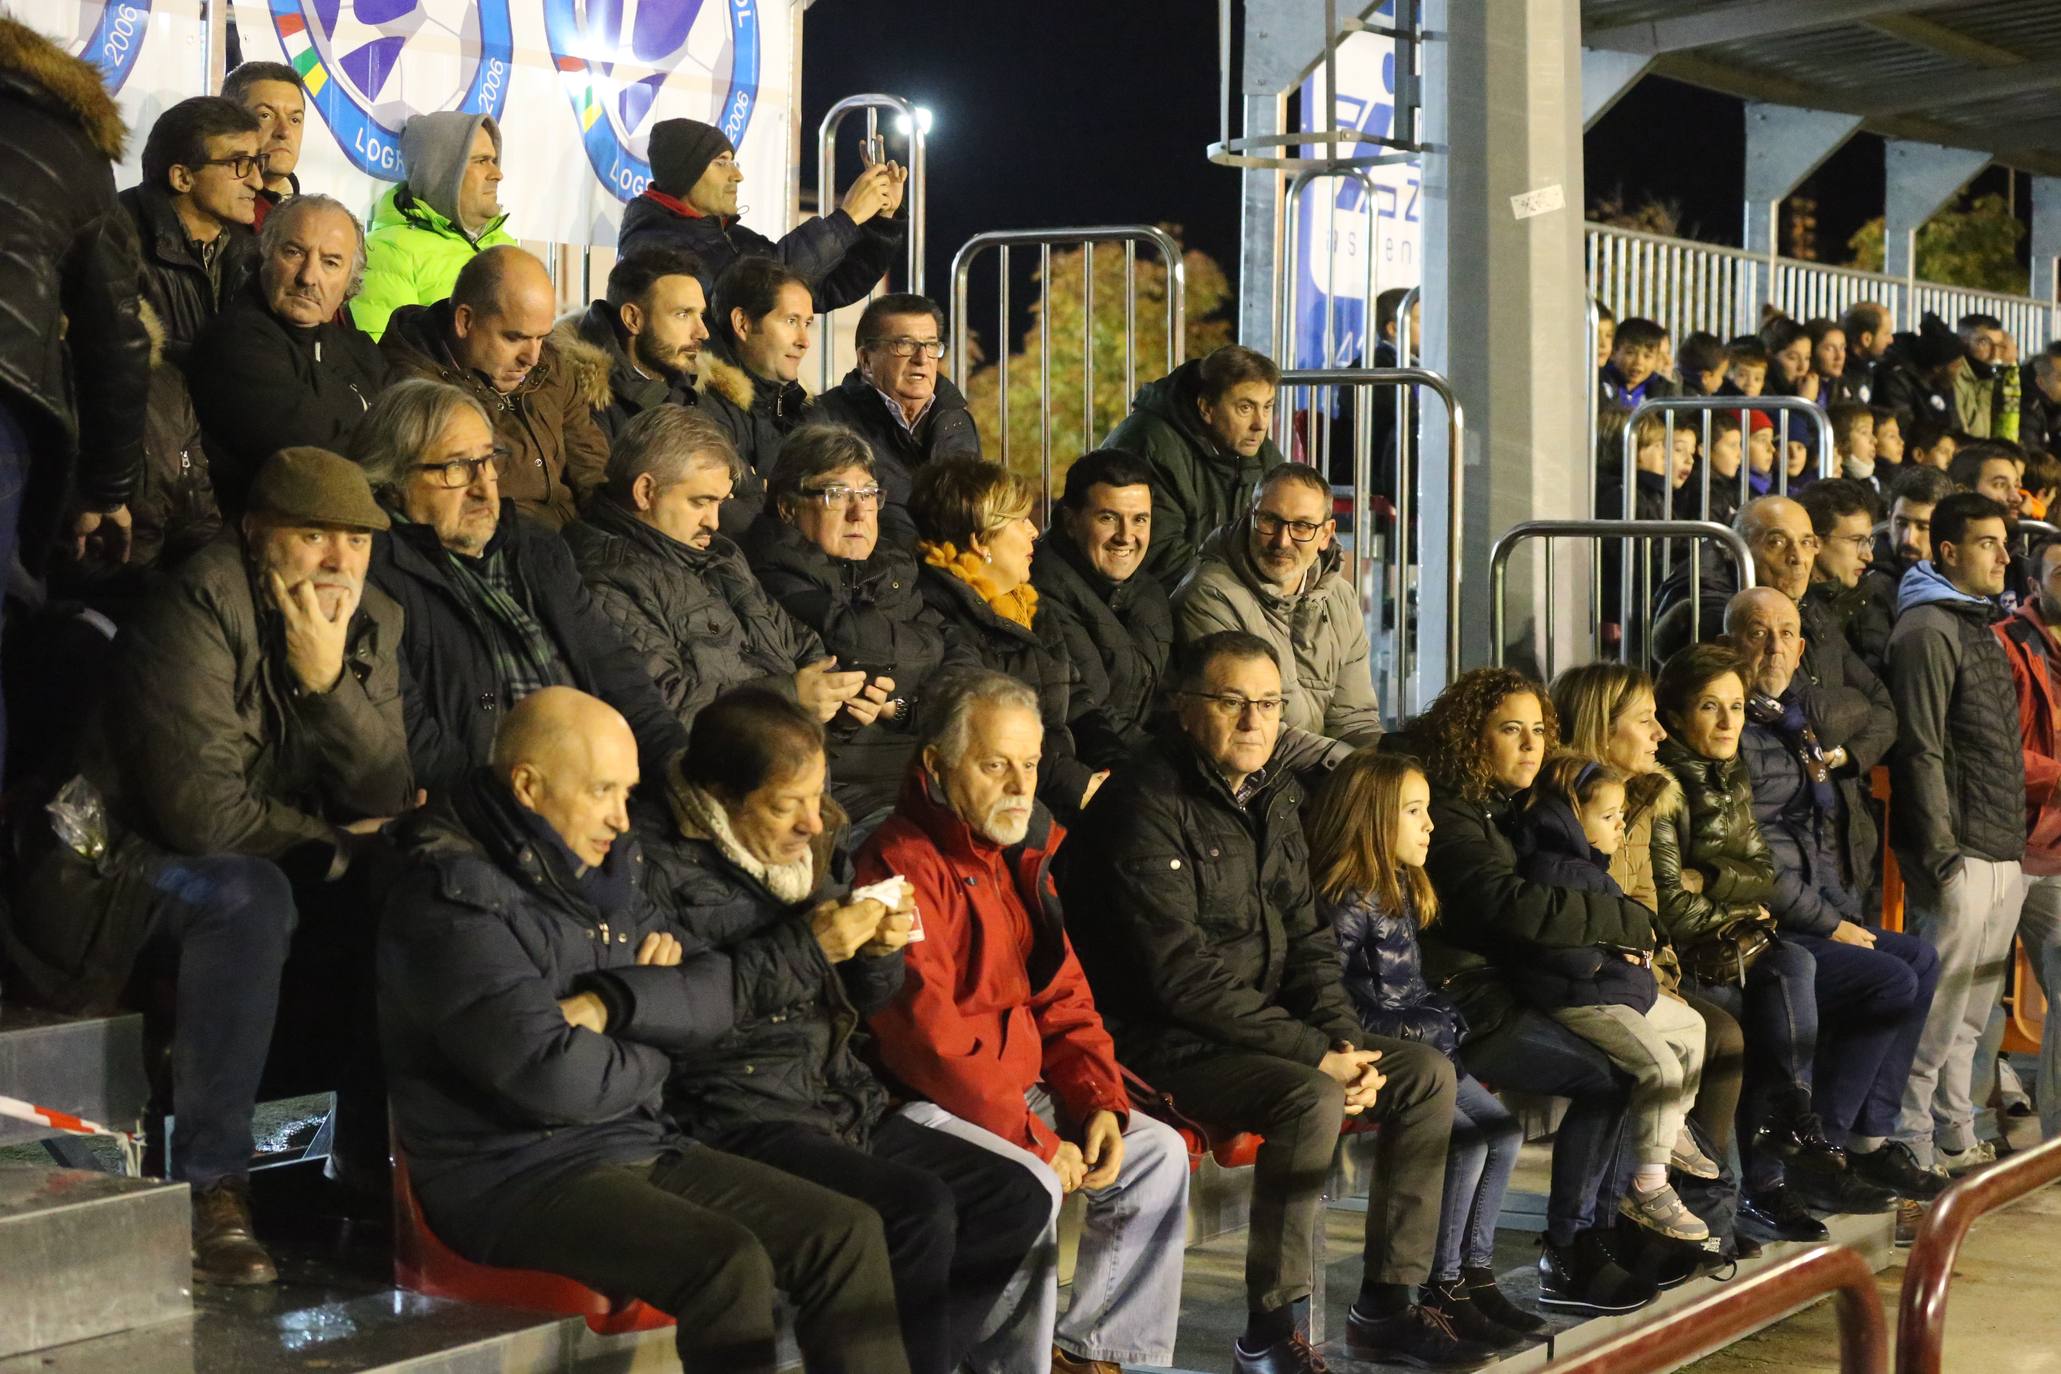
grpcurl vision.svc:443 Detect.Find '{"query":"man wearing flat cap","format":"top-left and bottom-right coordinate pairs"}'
top-left (2, 447), bottom-right (415, 1290)
top-left (617, 115), bottom-right (908, 311)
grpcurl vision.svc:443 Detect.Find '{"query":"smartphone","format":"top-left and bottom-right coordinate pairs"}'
top-left (842, 661), bottom-right (893, 687)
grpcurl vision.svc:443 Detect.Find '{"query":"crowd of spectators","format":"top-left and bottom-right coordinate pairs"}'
top-left (6, 17), bottom-right (2061, 1374)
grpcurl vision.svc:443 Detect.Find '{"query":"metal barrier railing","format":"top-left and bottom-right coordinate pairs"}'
top-left (1897, 1135), bottom-right (2061, 1374)
top-left (1275, 367), bottom-right (1462, 721)
top-left (815, 94), bottom-right (928, 394)
top-left (949, 226), bottom-right (1186, 500)
top-left (1276, 166), bottom-right (1380, 373)
top-left (1548, 1244), bottom-right (1887, 1374)
top-left (1490, 519), bottom-right (1755, 672)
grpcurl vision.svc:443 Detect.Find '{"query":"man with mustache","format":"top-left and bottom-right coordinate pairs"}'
top-left (1031, 449), bottom-right (1173, 769)
top-left (4, 448), bottom-right (412, 1288)
top-left (859, 667), bottom-right (1191, 1374)
top-left (554, 243), bottom-right (710, 445)
top-left (186, 193), bottom-right (386, 511)
top-left (382, 245), bottom-right (610, 529)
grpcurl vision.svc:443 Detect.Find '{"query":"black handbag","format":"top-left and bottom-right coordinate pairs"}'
top-left (1681, 913), bottom-right (1777, 986)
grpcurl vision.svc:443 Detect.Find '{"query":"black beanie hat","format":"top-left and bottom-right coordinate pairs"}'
top-left (1913, 312), bottom-right (1969, 370)
top-left (649, 118), bottom-right (735, 197)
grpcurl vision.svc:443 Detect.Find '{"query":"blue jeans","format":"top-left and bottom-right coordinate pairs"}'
top-left (1793, 929), bottom-right (1940, 1146)
top-left (1461, 1007), bottom-right (1632, 1246)
top-left (1689, 940), bottom-right (1819, 1192)
top-left (1434, 1071), bottom-right (1523, 1281)
top-left (142, 855), bottom-right (297, 1186)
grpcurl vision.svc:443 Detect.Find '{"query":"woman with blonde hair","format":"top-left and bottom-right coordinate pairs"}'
top-left (1311, 749), bottom-right (1545, 1351)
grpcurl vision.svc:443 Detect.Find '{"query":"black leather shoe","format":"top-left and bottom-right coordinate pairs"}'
top-left (1418, 1280), bottom-right (1530, 1351)
top-left (1738, 1185), bottom-right (1829, 1242)
top-left (191, 1178), bottom-right (278, 1286)
top-left (1756, 1099), bottom-right (1847, 1178)
top-left (1347, 1303), bottom-right (1500, 1370)
top-left (1793, 1165), bottom-right (1899, 1215)
top-left (1848, 1141), bottom-right (1949, 1200)
top-left (1232, 1331), bottom-right (1328, 1373)
top-left (1459, 1265), bottom-right (1552, 1339)
top-left (1537, 1229), bottom-right (1660, 1315)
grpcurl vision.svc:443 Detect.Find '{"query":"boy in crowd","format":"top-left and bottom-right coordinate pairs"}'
top-left (1830, 402), bottom-right (1878, 486)
top-left (1724, 338), bottom-right (1769, 398)
top-left (1601, 317), bottom-right (1673, 410)
top-left (1677, 331), bottom-right (1728, 396)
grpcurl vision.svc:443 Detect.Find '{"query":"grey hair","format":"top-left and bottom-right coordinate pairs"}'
top-left (349, 378), bottom-right (491, 492)
top-left (919, 667), bottom-right (1042, 768)
top-left (1251, 461), bottom-right (1333, 509)
top-left (605, 406), bottom-right (742, 504)
top-left (767, 423), bottom-right (876, 519)
top-left (258, 192), bottom-right (369, 301)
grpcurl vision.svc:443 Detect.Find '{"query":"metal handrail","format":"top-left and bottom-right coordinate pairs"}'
top-left (1897, 1135), bottom-right (2061, 1374)
top-left (1490, 519), bottom-right (1755, 670)
top-left (1277, 367), bottom-right (1462, 719)
top-left (1276, 165), bottom-right (1380, 377)
top-left (949, 226), bottom-right (1185, 500)
top-left (1548, 1245), bottom-right (1887, 1374)
top-left (815, 94), bottom-right (927, 393)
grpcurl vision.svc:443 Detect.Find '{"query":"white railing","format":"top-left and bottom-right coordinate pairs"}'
top-left (1585, 223), bottom-right (2058, 350)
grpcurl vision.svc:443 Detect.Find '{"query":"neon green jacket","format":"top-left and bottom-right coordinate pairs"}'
top-left (350, 185), bottom-right (513, 340)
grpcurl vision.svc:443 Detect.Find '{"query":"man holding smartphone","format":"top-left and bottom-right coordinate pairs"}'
top-left (620, 116), bottom-right (907, 312)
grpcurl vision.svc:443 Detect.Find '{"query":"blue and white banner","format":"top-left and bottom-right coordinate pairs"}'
top-left (40, 0), bottom-right (209, 187)
top-left (1293, 2), bottom-right (1422, 373)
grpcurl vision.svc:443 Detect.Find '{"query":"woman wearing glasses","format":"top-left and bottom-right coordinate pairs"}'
top-left (746, 424), bottom-right (967, 826)
top-left (908, 457), bottom-right (1105, 821)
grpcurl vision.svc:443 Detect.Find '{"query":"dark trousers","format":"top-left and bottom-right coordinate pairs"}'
top-left (1689, 939), bottom-right (1820, 1191)
top-left (1461, 1007), bottom-right (1633, 1246)
top-left (0, 401), bottom-right (30, 780)
top-left (488, 1148), bottom-right (911, 1374)
top-left (140, 855), bottom-right (296, 1187)
top-left (716, 1115), bottom-right (1052, 1374)
top-left (1793, 929), bottom-right (1942, 1144)
top-left (1152, 1037), bottom-right (1455, 1312)
top-left (1682, 990), bottom-right (1745, 1150)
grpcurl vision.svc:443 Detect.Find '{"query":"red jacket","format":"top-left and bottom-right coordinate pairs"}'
top-left (1994, 600), bottom-right (2061, 875)
top-left (857, 771), bottom-right (1128, 1161)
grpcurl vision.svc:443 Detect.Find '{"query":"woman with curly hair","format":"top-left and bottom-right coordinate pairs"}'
top-left (1404, 668), bottom-right (1659, 1317)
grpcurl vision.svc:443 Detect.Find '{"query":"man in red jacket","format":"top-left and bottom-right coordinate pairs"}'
top-left (859, 667), bottom-right (1189, 1374)
top-left (1990, 539), bottom-right (2061, 1141)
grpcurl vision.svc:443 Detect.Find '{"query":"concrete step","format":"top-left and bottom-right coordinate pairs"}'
top-left (0, 1166), bottom-right (189, 1359)
top-left (0, 1006), bottom-right (150, 1149)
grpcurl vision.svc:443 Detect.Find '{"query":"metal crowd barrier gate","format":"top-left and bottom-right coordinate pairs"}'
top-left (1490, 520), bottom-right (1755, 673)
top-left (1897, 1136), bottom-right (2061, 1373)
top-left (814, 94), bottom-right (928, 394)
top-left (948, 226), bottom-right (1186, 502)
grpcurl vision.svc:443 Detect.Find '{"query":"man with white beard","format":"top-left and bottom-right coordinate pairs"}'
top-left (857, 667), bottom-right (1191, 1374)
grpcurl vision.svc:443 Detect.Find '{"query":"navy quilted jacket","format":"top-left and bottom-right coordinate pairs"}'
top-left (1505, 795), bottom-right (1660, 1013)
top-left (1326, 890), bottom-right (1465, 1061)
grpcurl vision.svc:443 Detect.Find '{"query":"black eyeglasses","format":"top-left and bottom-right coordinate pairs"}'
top-left (414, 451), bottom-right (506, 489)
top-left (1251, 510), bottom-right (1327, 543)
top-left (864, 337), bottom-right (946, 359)
top-left (803, 483), bottom-right (883, 509)
top-left (192, 153), bottom-right (261, 179)
top-left (1176, 690), bottom-right (1286, 718)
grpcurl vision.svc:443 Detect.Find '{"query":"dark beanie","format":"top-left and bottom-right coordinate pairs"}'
top-left (649, 118), bottom-right (734, 197)
top-left (1913, 312), bottom-right (1969, 370)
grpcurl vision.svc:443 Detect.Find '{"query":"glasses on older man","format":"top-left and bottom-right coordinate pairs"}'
top-left (1177, 690), bottom-right (1286, 718)
top-left (414, 450), bottom-right (506, 489)
top-left (864, 337), bottom-right (946, 359)
top-left (191, 153), bottom-right (262, 179)
top-left (1251, 510), bottom-right (1327, 543)
top-left (802, 483), bottom-right (883, 509)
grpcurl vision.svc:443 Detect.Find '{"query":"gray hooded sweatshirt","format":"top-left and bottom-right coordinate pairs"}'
top-left (399, 111), bottom-right (499, 234)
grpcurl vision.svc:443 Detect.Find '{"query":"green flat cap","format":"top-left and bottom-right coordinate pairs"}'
top-left (248, 447), bottom-right (390, 532)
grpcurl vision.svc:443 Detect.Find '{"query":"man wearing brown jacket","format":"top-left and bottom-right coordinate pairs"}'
top-left (380, 245), bottom-right (610, 528)
top-left (2, 449), bottom-right (413, 1289)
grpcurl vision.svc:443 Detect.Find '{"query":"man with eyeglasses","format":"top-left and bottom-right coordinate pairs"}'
top-left (619, 116), bottom-right (907, 311)
top-left (358, 379), bottom-right (687, 795)
top-left (554, 243), bottom-right (710, 446)
top-left (1799, 479), bottom-right (1893, 676)
top-left (1061, 632), bottom-right (1479, 1373)
top-left (186, 194), bottom-right (386, 512)
top-left (120, 96), bottom-right (265, 359)
top-left (811, 293), bottom-right (980, 549)
top-left (1174, 463), bottom-right (1383, 756)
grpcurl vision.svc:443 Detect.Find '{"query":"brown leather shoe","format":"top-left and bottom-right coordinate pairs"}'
top-left (191, 1178), bottom-right (278, 1286)
top-left (1051, 1347), bottom-right (1122, 1374)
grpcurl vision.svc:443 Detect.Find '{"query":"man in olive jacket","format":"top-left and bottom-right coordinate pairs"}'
top-left (1103, 344), bottom-right (1286, 584)
top-left (3, 449), bottom-right (411, 1288)
top-left (1062, 632), bottom-right (1475, 1373)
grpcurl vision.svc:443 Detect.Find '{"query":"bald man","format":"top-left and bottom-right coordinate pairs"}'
top-left (381, 245), bottom-right (610, 528)
top-left (379, 687), bottom-right (913, 1374)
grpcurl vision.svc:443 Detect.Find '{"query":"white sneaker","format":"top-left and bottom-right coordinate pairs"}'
top-left (1669, 1126), bottom-right (1721, 1180)
top-left (1938, 1141), bottom-right (1996, 1175)
top-left (1620, 1182), bottom-right (1710, 1241)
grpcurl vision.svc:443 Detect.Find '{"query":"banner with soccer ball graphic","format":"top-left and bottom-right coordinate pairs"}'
top-left (41, 0), bottom-right (212, 188)
top-left (235, 0), bottom-right (796, 246)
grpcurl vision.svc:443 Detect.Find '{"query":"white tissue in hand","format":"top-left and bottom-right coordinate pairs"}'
top-left (851, 876), bottom-right (921, 941)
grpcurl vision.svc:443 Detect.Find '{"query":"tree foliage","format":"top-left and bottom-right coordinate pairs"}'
top-left (960, 227), bottom-right (1235, 498)
top-left (1846, 192), bottom-right (2028, 294)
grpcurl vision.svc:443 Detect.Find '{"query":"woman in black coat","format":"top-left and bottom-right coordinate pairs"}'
top-left (744, 423), bottom-right (967, 825)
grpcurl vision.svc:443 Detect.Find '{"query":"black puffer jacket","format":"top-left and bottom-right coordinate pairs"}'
top-left (1652, 736), bottom-right (1777, 947)
top-left (118, 181), bottom-right (257, 362)
top-left (0, 19), bottom-right (150, 557)
top-left (379, 771), bottom-right (735, 1261)
top-left (1505, 794), bottom-right (1661, 1013)
top-left (810, 369), bottom-right (981, 550)
top-left (565, 500), bottom-right (822, 731)
top-left (742, 516), bottom-right (961, 817)
top-left (1326, 890), bottom-right (1465, 1060)
top-left (1742, 714), bottom-right (1860, 938)
top-left (1803, 576), bottom-right (1894, 679)
top-left (1030, 529), bottom-right (1174, 770)
top-left (185, 278), bottom-right (385, 510)
top-left (636, 783), bottom-right (898, 1148)
top-left (698, 334), bottom-right (810, 538)
top-left (616, 192), bottom-right (904, 313)
top-left (1870, 335), bottom-right (1958, 429)
top-left (369, 502), bottom-right (689, 794)
top-left (552, 302), bottom-right (698, 447)
top-left (917, 561), bottom-right (1096, 822)
top-left (1060, 727), bottom-right (1366, 1076)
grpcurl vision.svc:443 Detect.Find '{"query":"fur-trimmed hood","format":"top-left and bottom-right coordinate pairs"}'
top-left (546, 315), bottom-right (617, 412)
top-left (0, 17), bottom-right (126, 160)
top-left (699, 331), bottom-right (807, 417)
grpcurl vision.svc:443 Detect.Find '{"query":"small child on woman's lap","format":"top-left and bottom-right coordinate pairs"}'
top-left (1508, 756), bottom-right (1717, 1243)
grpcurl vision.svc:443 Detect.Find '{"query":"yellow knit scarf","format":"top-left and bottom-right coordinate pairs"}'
top-left (918, 540), bottom-right (1039, 631)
